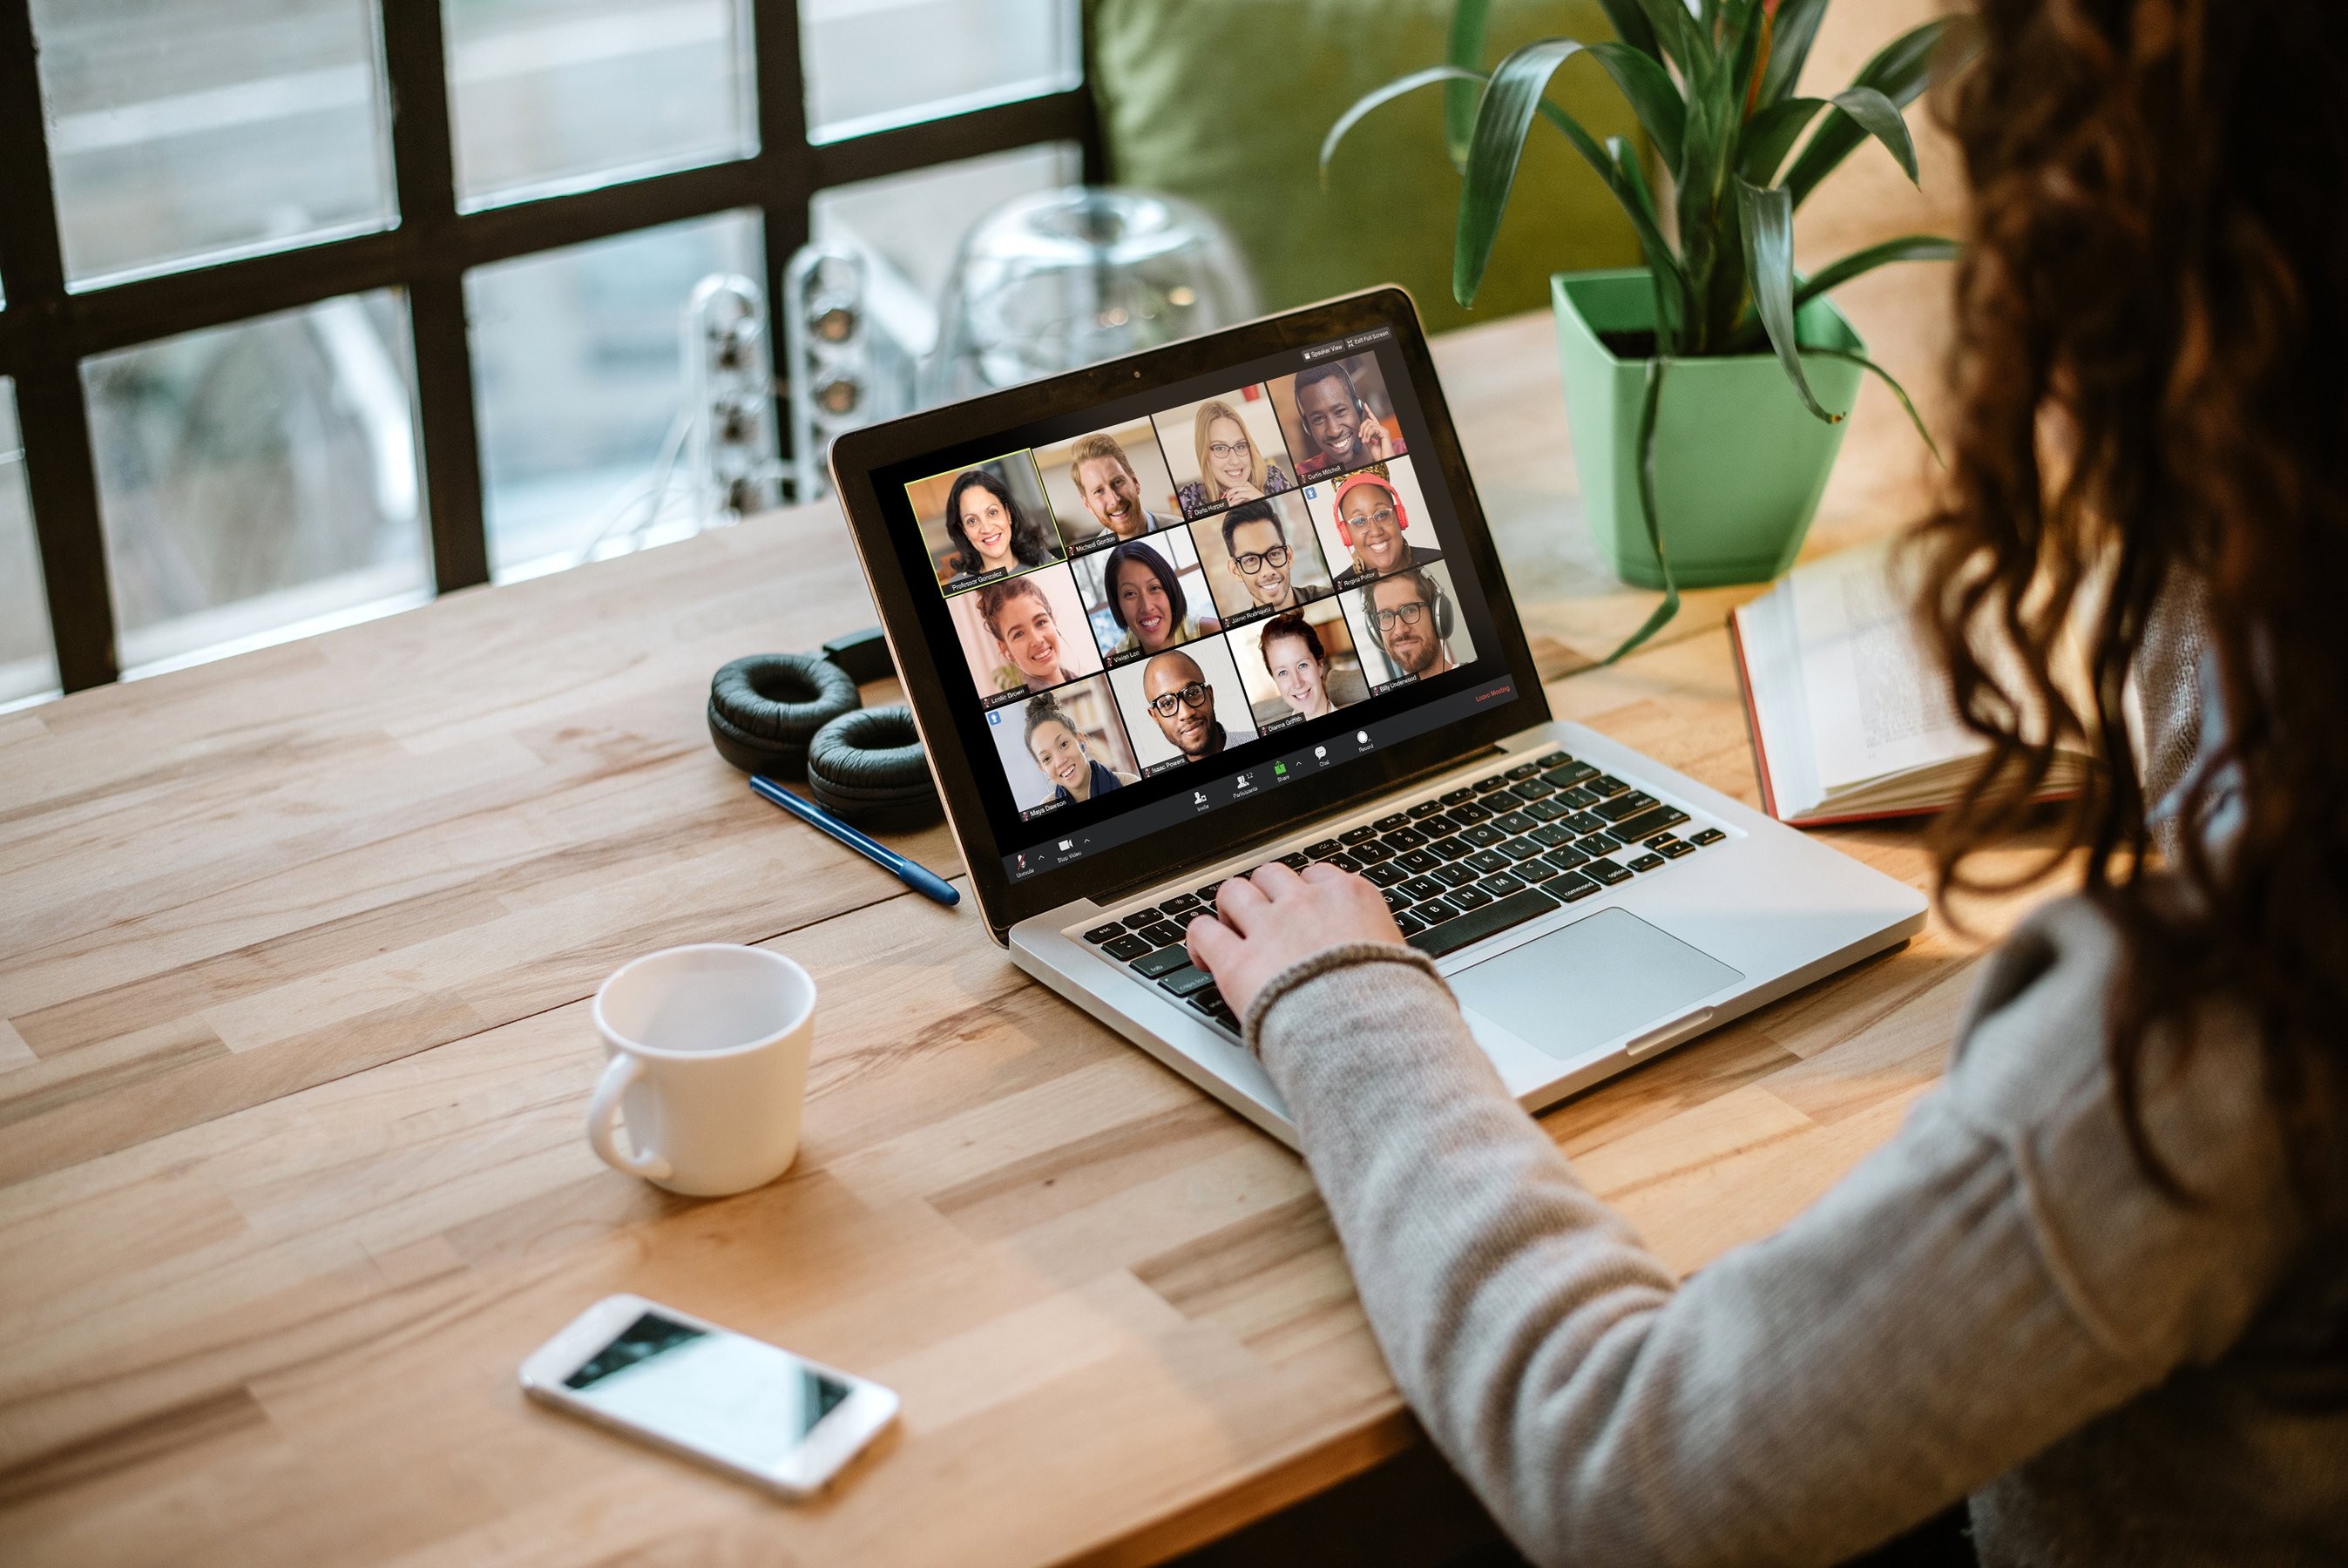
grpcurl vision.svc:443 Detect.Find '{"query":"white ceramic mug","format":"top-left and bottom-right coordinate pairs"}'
top-left (587, 944), bottom-right (816, 1197)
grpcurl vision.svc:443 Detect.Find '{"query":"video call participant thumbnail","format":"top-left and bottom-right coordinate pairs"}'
top-left (1242, 603), bottom-right (1369, 731)
top-left (1159, 393), bottom-right (1298, 519)
top-left (1024, 690), bottom-right (1135, 808)
top-left (1282, 355), bottom-right (1406, 479)
top-left (1108, 637), bottom-right (1260, 776)
top-left (1196, 497), bottom-right (1332, 625)
top-left (953, 566), bottom-right (1101, 702)
top-left (1057, 430), bottom-right (1179, 546)
top-left (986, 673), bottom-right (1140, 818)
top-left (1095, 536), bottom-right (1221, 662)
top-left (1353, 560), bottom-right (1475, 689)
top-left (918, 457), bottom-right (1065, 593)
top-left (1322, 464), bottom-right (1442, 590)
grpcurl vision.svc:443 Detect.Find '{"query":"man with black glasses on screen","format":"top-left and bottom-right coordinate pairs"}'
top-left (1220, 501), bottom-right (1320, 614)
top-left (1140, 651), bottom-right (1228, 762)
top-left (1364, 568), bottom-right (1455, 680)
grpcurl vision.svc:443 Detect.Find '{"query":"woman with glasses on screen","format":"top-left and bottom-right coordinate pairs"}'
top-left (1329, 471), bottom-right (1442, 591)
top-left (1175, 399), bottom-right (1296, 517)
top-left (1024, 697), bottom-right (1132, 807)
top-left (1102, 539), bottom-right (1219, 659)
top-left (943, 469), bottom-right (1063, 582)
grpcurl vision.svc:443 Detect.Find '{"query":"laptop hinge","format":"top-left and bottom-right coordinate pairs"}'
top-left (1088, 744), bottom-right (1509, 905)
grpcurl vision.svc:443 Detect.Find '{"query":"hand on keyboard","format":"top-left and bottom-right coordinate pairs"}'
top-left (1184, 862), bottom-right (1403, 1020)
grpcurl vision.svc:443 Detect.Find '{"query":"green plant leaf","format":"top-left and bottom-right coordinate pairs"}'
top-left (1587, 40), bottom-right (1686, 170)
top-left (1594, 0), bottom-right (1661, 62)
top-left (1736, 95), bottom-right (1825, 185)
top-left (1530, 99), bottom-right (1691, 323)
top-left (1456, 39), bottom-right (1594, 304)
top-left (1758, 0), bottom-right (1830, 105)
top-left (1723, 0), bottom-right (1769, 118)
top-left (1445, 0), bottom-right (1495, 173)
top-left (1810, 347), bottom-right (1944, 465)
top-left (1322, 64), bottom-right (1485, 182)
top-left (1828, 85), bottom-right (1918, 185)
top-left (1736, 175), bottom-right (1840, 423)
top-left (1603, 355), bottom-right (1681, 664)
top-left (1633, 0), bottom-right (1711, 75)
top-left (1782, 18), bottom-right (1953, 207)
top-left (1792, 233), bottom-right (1959, 307)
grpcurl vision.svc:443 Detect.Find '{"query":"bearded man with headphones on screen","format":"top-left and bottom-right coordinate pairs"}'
top-left (1363, 566), bottom-right (1457, 680)
top-left (1329, 470), bottom-right (1442, 591)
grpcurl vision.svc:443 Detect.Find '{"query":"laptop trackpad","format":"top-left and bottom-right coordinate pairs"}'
top-left (1451, 908), bottom-right (1744, 1062)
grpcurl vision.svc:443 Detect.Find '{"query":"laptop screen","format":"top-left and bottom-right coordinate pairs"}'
top-left (864, 320), bottom-right (1523, 887)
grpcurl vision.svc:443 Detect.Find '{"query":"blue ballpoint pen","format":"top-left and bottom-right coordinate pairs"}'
top-left (748, 774), bottom-right (960, 907)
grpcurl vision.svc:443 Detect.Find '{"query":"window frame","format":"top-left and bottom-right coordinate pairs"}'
top-left (0, 0), bottom-right (1102, 693)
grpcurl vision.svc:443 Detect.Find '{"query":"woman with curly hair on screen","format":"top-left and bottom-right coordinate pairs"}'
top-left (1180, 5), bottom-right (2348, 1564)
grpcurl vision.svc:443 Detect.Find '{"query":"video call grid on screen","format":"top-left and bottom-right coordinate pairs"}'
top-left (871, 328), bottom-right (1508, 856)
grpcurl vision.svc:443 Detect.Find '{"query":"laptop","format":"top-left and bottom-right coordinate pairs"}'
top-left (829, 288), bottom-right (1925, 1147)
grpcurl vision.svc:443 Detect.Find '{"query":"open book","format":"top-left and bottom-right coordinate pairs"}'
top-left (1729, 538), bottom-right (2094, 826)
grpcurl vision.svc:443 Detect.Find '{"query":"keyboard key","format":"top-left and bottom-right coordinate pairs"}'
top-left (1508, 778), bottom-right (1555, 801)
top-left (1543, 845), bottom-right (1591, 872)
top-left (1525, 798), bottom-right (1573, 822)
top-left (1381, 888), bottom-right (1412, 912)
top-left (1553, 870), bottom-right (1601, 902)
top-left (1431, 835), bottom-right (1475, 862)
top-left (1325, 852), bottom-right (1362, 873)
top-left (1578, 831), bottom-right (1622, 855)
top-left (1628, 853), bottom-right (1667, 873)
top-left (1374, 813), bottom-right (1411, 833)
top-left (1460, 824), bottom-right (1504, 848)
top-left (1340, 826), bottom-right (1379, 845)
top-left (1352, 840), bottom-right (1394, 864)
top-left (1195, 882), bottom-right (1226, 902)
top-left (1691, 827), bottom-right (1727, 846)
top-left (1158, 895), bottom-right (1202, 919)
top-left (1084, 923), bottom-right (1127, 944)
top-left (1449, 883), bottom-right (1495, 912)
top-left (1133, 944), bottom-right (1193, 977)
top-left (1608, 803), bottom-right (1689, 841)
top-left (1406, 800), bottom-right (1445, 820)
top-left (1588, 773), bottom-right (1628, 796)
top-left (1413, 895), bottom-right (1458, 923)
top-left (1492, 809), bottom-right (1538, 835)
top-left (1542, 760), bottom-right (1597, 787)
top-left (1418, 812), bottom-right (1458, 835)
top-left (1363, 862), bottom-right (1410, 887)
top-left (1159, 964), bottom-right (1219, 997)
top-left (1506, 761), bottom-right (1544, 780)
top-left (1450, 801), bottom-right (1493, 825)
top-left (1652, 837), bottom-right (1697, 859)
top-left (1394, 910), bottom-right (1427, 936)
top-left (1472, 774), bottom-right (1512, 794)
top-left (1586, 858), bottom-right (1633, 886)
top-left (1277, 852), bottom-right (1312, 870)
top-left (1597, 791), bottom-right (1660, 823)
top-left (1558, 785), bottom-right (1602, 809)
top-left (1536, 750), bottom-right (1571, 768)
top-left (1380, 827), bottom-right (1428, 850)
top-left (1517, 857), bottom-right (1565, 883)
top-left (1431, 862), bottom-right (1476, 889)
top-left (1478, 872), bottom-right (1526, 898)
top-left (1305, 839), bottom-right (1343, 859)
top-left (1397, 848), bottom-right (1442, 874)
top-left (1103, 933), bottom-right (1154, 961)
top-left (1563, 810), bottom-right (1607, 835)
top-left (1440, 787), bottom-right (1477, 805)
top-left (1465, 848), bottom-right (1512, 875)
top-left (1187, 986), bottom-right (1227, 1015)
top-left (1121, 912), bottom-right (1164, 932)
top-left (1408, 887), bottom-right (1562, 957)
top-left (1499, 837), bottom-right (1547, 863)
top-left (1400, 875), bottom-right (1445, 901)
top-left (1530, 823), bottom-right (1573, 848)
top-left (1136, 921), bottom-right (1186, 949)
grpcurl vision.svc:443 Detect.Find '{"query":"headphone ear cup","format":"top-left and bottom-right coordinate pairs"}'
top-left (806, 706), bottom-right (940, 831)
top-left (707, 652), bottom-right (861, 779)
top-left (1434, 580), bottom-right (1453, 639)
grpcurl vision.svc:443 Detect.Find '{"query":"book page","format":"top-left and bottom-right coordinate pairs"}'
top-left (1791, 537), bottom-right (1983, 795)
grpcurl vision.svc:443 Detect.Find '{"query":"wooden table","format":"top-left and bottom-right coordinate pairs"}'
top-left (0, 305), bottom-right (2040, 1566)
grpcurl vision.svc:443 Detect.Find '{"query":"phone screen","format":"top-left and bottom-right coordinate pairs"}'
top-left (562, 1309), bottom-right (853, 1471)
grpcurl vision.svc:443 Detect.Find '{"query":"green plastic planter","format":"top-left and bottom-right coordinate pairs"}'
top-left (1553, 269), bottom-right (1864, 589)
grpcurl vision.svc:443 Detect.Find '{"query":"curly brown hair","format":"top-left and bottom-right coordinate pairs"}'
top-left (1918, 0), bottom-right (2348, 1194)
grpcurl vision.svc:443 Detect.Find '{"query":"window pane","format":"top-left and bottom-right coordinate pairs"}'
top-left (445, 0), bottom-right (757, 209)
top-left (0, 383), bottom-right (61, 708)
top-left (802, 0), bottom-right (1079, 143)
top-left (468, 211), bottom-right (764, 582)
top-left (85, 294), bottom-right (431, 675)
top-left (30, 0), bottom-right (396, 287)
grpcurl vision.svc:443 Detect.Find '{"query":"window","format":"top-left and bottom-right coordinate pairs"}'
top-left (0, 0), bottom-right (1099, 696)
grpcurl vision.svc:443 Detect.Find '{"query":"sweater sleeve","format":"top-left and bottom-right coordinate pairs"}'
top-left (1248, 898), bottom-right (2302, 1568)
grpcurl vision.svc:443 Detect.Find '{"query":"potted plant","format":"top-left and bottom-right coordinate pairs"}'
top-left (1326, 0), bottom-right (1967, 656)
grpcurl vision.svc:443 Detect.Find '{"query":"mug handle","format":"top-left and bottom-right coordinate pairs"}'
top-left (587, 1052), bottom-right (674, 1182)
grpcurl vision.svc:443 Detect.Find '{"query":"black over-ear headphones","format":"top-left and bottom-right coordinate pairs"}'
top-left (1357, 568), bottom-right (1453, 646)
top-left (707, 627), bottom-right (938, 828)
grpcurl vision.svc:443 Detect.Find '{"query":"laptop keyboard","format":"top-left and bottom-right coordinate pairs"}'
top-left (1073, 749), bottom-right (1728, 1038)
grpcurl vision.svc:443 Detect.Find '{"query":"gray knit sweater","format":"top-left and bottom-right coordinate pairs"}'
top-left (1245, 598), bottom-right (2346, 1564)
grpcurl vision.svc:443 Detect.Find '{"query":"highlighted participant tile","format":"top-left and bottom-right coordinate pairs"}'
top-left (945, 563), bottom-right (1104, 707)
top-left (1108, 636), bottom-right (1260, 776)
top-left (1233, 599), bottom-right (1370, 733)
top-left (988, 675), bottom-right (1141, 820)
top-left (906, 450), bottom-right (1066, 596)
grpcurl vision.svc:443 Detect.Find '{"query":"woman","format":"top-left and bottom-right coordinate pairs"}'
top-left (1175, 399), bottom-right (1296, 517)
top-left (977, 576), bottom-right (1093, 695)
top-left (1102, 539), bottom-right (1219, 659)
top-left (943, 469), bottom-right (1062, 582)
top-left (1260, 613), bottom-right (1339, 721)
top-left (1025, 699), bottom-right (1132, 807)
top-left (1329, 471), bottom-right (1442, 591)
top-left (1181, 6), bottom-right (2348, 1565)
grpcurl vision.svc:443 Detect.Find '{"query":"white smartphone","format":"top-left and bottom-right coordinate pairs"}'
top-left (520, 1294), bottom-right (899, 1498)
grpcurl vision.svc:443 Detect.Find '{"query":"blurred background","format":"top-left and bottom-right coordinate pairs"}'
top-left (1, 0), bottom-right (1951, 709)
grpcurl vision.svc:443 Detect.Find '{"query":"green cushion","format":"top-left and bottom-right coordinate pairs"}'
top-left (1086, 0), bottom-right (1644, 333)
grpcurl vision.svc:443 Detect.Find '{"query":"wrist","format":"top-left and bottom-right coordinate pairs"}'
top-left (1241, 941), bottom-right (1448, 1058)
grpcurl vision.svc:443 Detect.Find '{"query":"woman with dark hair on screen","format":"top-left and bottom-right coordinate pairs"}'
top-left (1102, 538), bottom-right (1219, 659)
top-left (944, 469), bottom-right (1062, 581)
top-left (1181, 5), bottom-right (2348, 1565)
top-left (1025, 698), bottom-right (1132, 808)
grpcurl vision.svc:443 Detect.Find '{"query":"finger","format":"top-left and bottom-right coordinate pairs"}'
top-left (1187, 913), bottom-right (1238, 974)
top-left (1215, 873), bottom-right (1274, 936)
top-left (1297, 860), bottom-right (1353, 887)
top-left (1248, 861), bottom-right (1306, 899)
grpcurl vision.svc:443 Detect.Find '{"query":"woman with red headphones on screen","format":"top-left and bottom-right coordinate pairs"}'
top-left (1329, 469), bottom-right (1442, 591)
